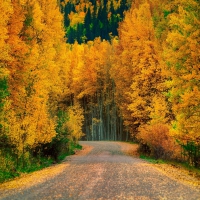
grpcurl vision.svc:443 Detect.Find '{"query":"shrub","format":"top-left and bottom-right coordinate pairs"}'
top-left (137, 123), bottom-right (180, 160)
top-left (179, 141), bottom-right (200, 168)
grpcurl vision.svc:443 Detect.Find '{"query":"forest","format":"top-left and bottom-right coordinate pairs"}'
top-left (0, 0), bottom-right (199, 182)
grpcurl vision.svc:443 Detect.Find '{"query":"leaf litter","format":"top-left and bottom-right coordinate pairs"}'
top-left (117, 142), bottom-right (200, 190)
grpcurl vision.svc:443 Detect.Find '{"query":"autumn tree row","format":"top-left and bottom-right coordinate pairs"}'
top-left (113, 0), bottom-right (200, 165)
top-left (0, 0), bottom-right (84, 181)
top-left (0, 0), bottom-right (199, 182)
top-left (65, 0), bottom-right (200, 166)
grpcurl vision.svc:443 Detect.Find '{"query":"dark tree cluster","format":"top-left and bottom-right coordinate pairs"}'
top-left (62, 0), bottom-right (129, 44)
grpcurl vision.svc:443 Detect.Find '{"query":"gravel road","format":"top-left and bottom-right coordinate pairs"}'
top-left (0, 141), bottom-right (199, 200)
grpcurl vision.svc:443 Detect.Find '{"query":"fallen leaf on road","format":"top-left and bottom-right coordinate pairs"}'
top-left (152, 163), bottom-right (200, 189)
top-left (116, 142), bottom-right (139, 157)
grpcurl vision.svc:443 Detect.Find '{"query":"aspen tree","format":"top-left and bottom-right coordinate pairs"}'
top-left (5, 0), bottom-right (68, 160)
top-left (0, 0), bottom-right (13, 170)
top-left (113, 1), bottom-right (166, 135)
top-left (164, 0), bottom-right (200, 142)
top-left (66, 102), bottom-right (84, 144)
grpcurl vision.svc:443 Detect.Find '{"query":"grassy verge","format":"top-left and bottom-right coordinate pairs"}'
top-left (0, 157), bottom-right (54, 183)
top-left (140, 154), bottom-right (200, 179)
top-left (0, 142), bottom-right (82, 183)
top-left (140, 155), bottom-right (165, 164)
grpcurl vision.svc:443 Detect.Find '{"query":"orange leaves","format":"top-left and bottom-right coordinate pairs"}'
top-left (137, 123), bottom-right (179, 159)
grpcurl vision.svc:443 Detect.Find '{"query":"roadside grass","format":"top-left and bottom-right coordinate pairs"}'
top-left (128, 141), bottom-right (137, 144)
top-left (140, 155), bottom-right (200, 185)
top-left (164, 160), bottom-right (200, 177)
top-left (0, 143), bottom-right (82, 183)
top-left (126, 140), bottom-right (200, 176)
top-left (0, 171), bottom-right (20, 183)
top-left (123, 140), bottom-right (200, 185)
top-left (0, 157), bottom-right (54, 183)
top-left (140, 155), bottom-right (165, 164)
top-left (140, 154), bottom-right (200, 170)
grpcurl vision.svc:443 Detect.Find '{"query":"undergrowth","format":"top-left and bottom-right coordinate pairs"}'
top-left (0, 142), bottom-right (82, 183)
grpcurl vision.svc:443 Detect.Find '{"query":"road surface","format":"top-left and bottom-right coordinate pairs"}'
top-left (0, 141), bottom-right (199, 200)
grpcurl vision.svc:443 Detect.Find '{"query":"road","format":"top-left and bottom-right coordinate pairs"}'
top-left (0, 141), bottom-right (199, 200)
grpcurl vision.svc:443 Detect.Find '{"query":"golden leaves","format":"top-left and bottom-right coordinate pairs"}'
top-left (116, 1), bottom-right (166, 128)
top-left (164, 0), bottom-right (200, 142)
top-left (67, 103), bottom-right (84, 143)
top-left (0, 0), bottom-right (69, 158)
top-left (32, 0), bottom-right (44, 32)
top-left (0, 0), bottom-right (13, 67)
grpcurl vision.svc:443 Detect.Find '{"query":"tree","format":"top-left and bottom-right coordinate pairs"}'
top-left (164, 0), bottom-right (200, 143)
top-left (4, 0), bottom-right (68, 165)
top-left (0, 0), bottom-right (12, 124)
top-left (112, 1), bottom-right (166, 136)
top-left (66, 103), bottom-right (84, 144)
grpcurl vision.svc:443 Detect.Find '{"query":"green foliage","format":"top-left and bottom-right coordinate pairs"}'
top-left (0, 150), bottom-right (18, 183)
top-left (0, 141), bottom-right (82, 183)
top-left (69, 141), bottom-right (82, 153)
top-left (0, 152), bottom-right (54, 183)
top-left (56, 110), bottom-right (69, 134)
top-left (163, 10), bottom-right (171, 19)
top-left (140, 155), bottom-right (165, 164)
top-left (178, 141), bottom-right (200, 168)
top-left (0, 107), bottom-right (81, 183)
top-left (0, 171), bottom-right (20, 183)
top-left (0, 78), bottom-right (9, 127)
top-left (0, 78), bottom-right (9, 101)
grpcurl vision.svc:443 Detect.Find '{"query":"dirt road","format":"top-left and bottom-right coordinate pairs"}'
top-left (0, 141), bottom-right (199, 200)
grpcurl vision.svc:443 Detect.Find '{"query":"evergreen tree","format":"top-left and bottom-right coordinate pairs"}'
top-left (76, 23), bottom-right (84, 44)
top-left (67, 27), bottom-right (76, 43)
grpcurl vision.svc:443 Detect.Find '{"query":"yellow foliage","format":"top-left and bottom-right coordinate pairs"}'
top-left (69, 12), bottom-right (85, 26)
top-left (149, 95), bottom-right (169, 125)
top-left (113, 1), bottom-right (166, 131)
top-left (68, 39), bottom-right (113, 99)
top-left (164, 0), bottom-right (200, 142)
top-left (7, 99), bottom-right (56, 155)
top-left (66, 103), bottom-right (84, 144)
top-left (0, 0), bottom-right (13, 77)
top-left (32, 0), bottom-right (44, 32)
top-left (0, 150), bottom-right (15, 173)
top-left (1, 0), bottom-right (69, 158)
